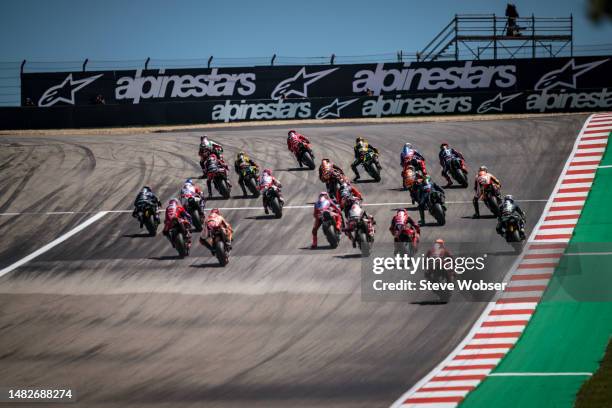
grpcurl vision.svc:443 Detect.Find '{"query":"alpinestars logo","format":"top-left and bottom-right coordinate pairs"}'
top-left (315, 98), bottom-right (358, 119)
top-left (477, 92), bottom-right (522, 113)
top-left (534, 58), bottom-right (609, 91)
top-left (38, 73), bottom-right (103, 107)
top-left (271, 67), bottom-right (338, 100)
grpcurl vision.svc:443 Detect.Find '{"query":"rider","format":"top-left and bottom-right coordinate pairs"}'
top-left (319, 158), bottom-right (344, 183)
top-left (473, 165), bottom-right (502, 218)
top-left (496, 195), bottom-right (527, 239)
top-left (351, 137), bottom-right (381, 181)
top-left (311, 191), bottom-right (343, 249)
top-left (438, 142), bottom-right (467, 187)
top-left (179, 178), bottom-right (205, 217)
top-left (162, 198), bottom-right (193, 243)
top-left (234, 151), bottom-right (259, 197)
top-left (132, 186), bottom-right (162, 224)
top-left (414, 173), bottom-right (446, 225)
top-left (335, 180), bottom-right (363, 218)
top-left (402, 164), bottom-right (419, 202)
top-left (199, 208), bottom-right (233, 253)
top-left (400, 143), bottom-right (426, 174)
top-left (199, 135), bottom-right (224, 175)
top-left (425, 238), bottom-right (455, 283)
top-left (287, 130), bottom-right (311, 167)
top-left (389, 208), bottom-right (420, 241)
top-left (258, 168), bottom-right (284, 214)
top-left (204, 153), bottom-right (231, 197)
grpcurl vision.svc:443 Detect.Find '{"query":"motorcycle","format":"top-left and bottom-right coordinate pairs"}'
top-left (264, 185), bottom-right (284, 218)
top-left (325, 170), bottom-right (344, 197)
top-left (424, 189), bottom-right (447, 226)
top-left (360, 150), bottom-right (381, 182)
top-left (210, 227), bottom-right (230, 266)
top-left (347, 203), bottom-right (375, 257)
top-left (321, 209), bottom-right (342, 248)
top-left (240, 165), bottom-right (260, 197)
top-left (394, 225), bottom-right (419, 256)
top-left (168, 218), bottom-right (191, 257)
top-left (298, 142), bottom-right (315, 170)
top-left (500, 214), bottom-right (525, 253)
top-left (483, 185), bottom-right (502, 217)
top-left (448, 157), bottom-right (468, 188)
top-left (425, 259), bottom-right (455, 302)
top-left (181, 194), bottom-right (204, 232)
top-left (209, 168), bottom-right (232, 199)
top-left (135, 202), bottom-right (159, 236)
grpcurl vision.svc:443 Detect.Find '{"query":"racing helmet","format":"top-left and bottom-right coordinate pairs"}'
top-left (504, 194), bottom-right (514, 203)
top-left (319, 191), bottom-right (329, 199)
top-left (209, 208), bottom-right (220, 215)
top-left (236, 151), bottom-right (245, 160)
top-left (349, 203), bottom-right (363, 218)
top-left (288, 130), bottom-right (296, 137)
top-left (479, 165), bottom-right (488, 172)
top-left (185, 178), bottom-right (193, 185)
top-left (142, 186), bottom-right (152, 193)
top-left (263, 168), bottom-right (272, 176)
top-left (435, 238), bottom-right (445, 245)
top-left (209, 153), bottom-right (218, 161)
top-left (168, 198), bottom-right (180, 206)
top-left (404, 142), bottom-right (413, 150)
top-left (200, 135), bottom-right (209, 145)
top-left (440, 142), bottom-right (449, 149)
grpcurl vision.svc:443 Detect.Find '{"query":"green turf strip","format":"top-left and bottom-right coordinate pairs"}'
top-left (460, 131), bottom-right (612, 408)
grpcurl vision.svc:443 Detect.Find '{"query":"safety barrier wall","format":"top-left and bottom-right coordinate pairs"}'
top-left (2, 55), bottom-right (612, 129)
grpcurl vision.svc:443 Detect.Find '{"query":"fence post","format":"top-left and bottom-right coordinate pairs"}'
top-left (207, 56), bottom-right (213, 68)
top-left (397, 50), bottom-right (403, 62)
top-left (330, 54), bottom-right (335, 65)
top-left (82, 58), bottom-right (88, 72)
top-left (145, 57), bottom-right (150, 70)
top-left (20, 59), bottom-right (26, 75)
top-left (570, 14), bottom-right (573, 57)
top-left (271, 54), bottom-right (276, 66)
top-left (532, 14), bottom-right (536, 58)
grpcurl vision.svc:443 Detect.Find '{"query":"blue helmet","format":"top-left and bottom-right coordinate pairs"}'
top-left (185, 178), bottom-right (193, 185)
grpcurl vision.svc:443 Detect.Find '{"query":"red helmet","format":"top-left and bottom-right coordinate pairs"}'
top-left (435, 238), bottom-right (445, 245)
top-left (209, 153), bottom-right (218, 161)
top-left (209, 208), bottom-right (220, 215)
top-left (263, 168), bottom-right (272, 176)
top-left (288, 130), bottom-right (296, 137)
top-left (168, 198), bottom-right (180, 206)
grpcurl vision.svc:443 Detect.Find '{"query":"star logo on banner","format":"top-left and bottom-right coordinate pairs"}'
top-left (315, 98), bottom-right (359, 119)
top-left (271, 67), bottom-right (338, 100)
top-left (534, 58), bottom-right (609, 91)
top-left (477, 92), bottom-right (522, 114)
top-left (38, 73), bottom-right (103, 107)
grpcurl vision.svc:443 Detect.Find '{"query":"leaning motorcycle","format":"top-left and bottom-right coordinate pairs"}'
top-left (483, 185), bottom-right (502, 217)
top-left (168, 218), bottom-right (191, 257)
top-left (264, 185), bottom-right (284, 218)
top-left (394, 225), bottom-right (419, 256)
top-left (298, 142), bottom-right (316, 170)
top-left (424, 189), bottom-right (447, 226)
top-left (241, 165), bottom-right (260, 197)
top-left (210, 227), bottom-right (230, 266)
top-left (135, 202), bottom-right (159, 236)
top-left (501, 214), bottom-right (525, 253)
top-left (209, 168), bottom-right (232, 199)
top-left (361, 150), bottom-right (381, 182)
top-left (320, 209), bottom-right (341, 248)
top-left (347, 203), bottom-right (375, 257)
top-left (448, 157), bottom-right (468, 188)
top-left (182, 194), bottom-right (204, 232)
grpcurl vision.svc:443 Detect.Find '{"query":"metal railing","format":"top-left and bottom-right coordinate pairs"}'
top-left (418, 14), bottom-right (573, 61)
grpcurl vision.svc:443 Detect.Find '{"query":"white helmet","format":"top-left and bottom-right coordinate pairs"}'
top-left (404, 143), bottom-right (412, 150)
top-left (349, 203), bottom-right (363, 218)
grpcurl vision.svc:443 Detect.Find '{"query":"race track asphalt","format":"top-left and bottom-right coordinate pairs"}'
top-left (0, 114), bottom-right (587, 408)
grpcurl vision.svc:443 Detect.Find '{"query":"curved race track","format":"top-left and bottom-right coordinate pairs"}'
top-left (0, 114), bottom-right (586, 408)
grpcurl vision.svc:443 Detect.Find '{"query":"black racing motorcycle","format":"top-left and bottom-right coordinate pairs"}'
top-left (361, 150), bottom-right (381, 182)
top-left (264, 185), bottom-right (283, 218)
top-left (168, 218), bottom-right (191, 258)
top-left (424, 189), bottom-right (447, 226)
top-left (135, 202), bottom-right (159, 236)
top-left (500, 214), bottom-right (526, 253)
top-left (448, 157), bottom-right (468, 188)
top-left (241, 165), bottom-right (260, 197)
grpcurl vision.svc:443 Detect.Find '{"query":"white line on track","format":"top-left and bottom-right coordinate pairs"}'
top-left (488, 372), bottom-right (592, 377)
top-left (0, 211), bottom-right (108, 279)
top-left (0, 199), bottom-right (549, 217)
top-left (598, 164), bottom-right (612, 168)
